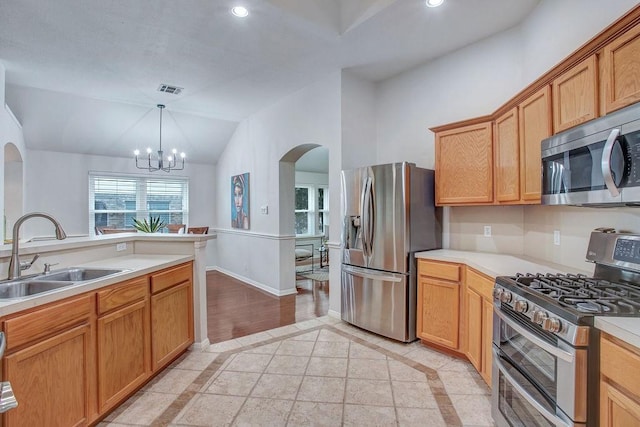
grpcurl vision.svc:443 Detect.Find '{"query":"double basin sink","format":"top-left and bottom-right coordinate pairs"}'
top-left (0, 268), bottom-right (127, 300)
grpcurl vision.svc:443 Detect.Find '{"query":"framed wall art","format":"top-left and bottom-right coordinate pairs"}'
top-left (231, 172), bottom-right (250, 229)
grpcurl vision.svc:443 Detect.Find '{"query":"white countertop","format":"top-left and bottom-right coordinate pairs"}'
top-left (0, 253), bottom-right (193, 317)
top-left (417, 249), bottom-right (640, 349)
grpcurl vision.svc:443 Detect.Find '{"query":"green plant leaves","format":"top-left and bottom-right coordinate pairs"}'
top-left (132, 216), bottom-right (166, 233)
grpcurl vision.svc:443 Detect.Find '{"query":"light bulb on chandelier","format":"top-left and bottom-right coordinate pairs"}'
top-left (133, 104), bottom-right (186, 172)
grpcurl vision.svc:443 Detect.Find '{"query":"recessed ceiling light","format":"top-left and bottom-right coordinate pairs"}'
top-left (231, 6), bottom-right (249, 17)
top-left (426, 0), bottom-right (444, 7)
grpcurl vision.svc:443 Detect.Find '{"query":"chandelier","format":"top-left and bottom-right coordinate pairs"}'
top-left (134, 104), bottom-right (185, 172)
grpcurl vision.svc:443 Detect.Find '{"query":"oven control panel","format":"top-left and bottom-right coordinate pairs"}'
top-left (613, 237), bottom-right (640, 264)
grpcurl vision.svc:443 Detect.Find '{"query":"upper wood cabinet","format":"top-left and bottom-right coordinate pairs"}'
top-left (435, 121), bottom-right (493, 205)
top-left (494, 108), bottom-right (520, 203)
top-left (519, 86), bottom-right (552, 202)
top-left (552, 55), bottom-right (599, 133)
top-left (602, 24), bottom-right (640, 114)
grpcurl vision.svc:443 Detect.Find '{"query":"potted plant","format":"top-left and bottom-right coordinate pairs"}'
top-left (132, 216), bottom-right (166, 233)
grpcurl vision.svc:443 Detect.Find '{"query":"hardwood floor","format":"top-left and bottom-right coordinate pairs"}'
top-left (206, 269), bottom-right (330, 343)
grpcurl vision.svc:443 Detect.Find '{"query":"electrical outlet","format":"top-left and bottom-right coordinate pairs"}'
top-left (553, 230), bottom-right (561, 246)
top-left (484, 225), bottom-right (492, 237)
top-left (116, 242), bottom-right (127, 252)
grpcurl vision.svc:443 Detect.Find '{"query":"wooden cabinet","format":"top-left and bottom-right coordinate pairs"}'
top-left (600, 333), bottom-right (640, 426)
top-left (494, 107), bottom-right (520, 203)
top-left (150, 263), bottom-right (194, 371)
top-left (3, 295), bottom-right (96, 426)
top-left (519, 86), bottom-right (552, 202)
top-left (552, 55), bottom-right (599, 133)
top-left (602, 24), bottom-right (640, 114)
top-left (96, 277), bottom-right (150, 413)
top-left (417, 260), bottom-right (462, 351)
top-left (435, 121), bottom-right (493, 205)
top-left (465, 267), bottom-right (494, 385)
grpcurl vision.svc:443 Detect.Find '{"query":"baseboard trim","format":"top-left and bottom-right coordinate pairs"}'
top-left (212, 266), bottom-right (298, 297)
top-left (190, 338), bottom-right (211, 351)
top-left (328, 309), bottom-right (341, 319)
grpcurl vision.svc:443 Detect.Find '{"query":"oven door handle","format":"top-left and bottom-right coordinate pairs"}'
top-left (494, 308), bottom-right (574, 363)
top-left (602, 128), bottom-right (621, 197)
top-left (493, 349), bottom-right (571, 427)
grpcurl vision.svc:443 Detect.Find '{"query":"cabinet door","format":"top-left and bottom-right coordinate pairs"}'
top-left (519, 86), bottom-right (552, 202)
top-left (151, 281), bottom-right (194, 370)
top-left (4, 324), bottom-right (93, 427)
top-left (481, 298), bottom-right (494, 385)
top-left (494, 108), bottom-right (519, 203)
top-left (465, 286), bottom-right (482, 372)
top-left (601, 380), bottom-right (640, 427)
top-left (97, 299), bottom-right (150, 413)
top-left (602, 24), bottom-right (640, 114)
top-left (435, 121), bottom-right (493, 205)
top-left (417, 277), bottom-right (460, 349)
top-left (552, 55), bottom-right (598, 132)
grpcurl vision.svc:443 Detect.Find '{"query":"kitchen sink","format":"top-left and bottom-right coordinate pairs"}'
top-left (38, 268), bottom-right (125, 282)
top-left (0, 268), bottom-right (127, 300)
top-left (0, 280), bottom-right (75, 299)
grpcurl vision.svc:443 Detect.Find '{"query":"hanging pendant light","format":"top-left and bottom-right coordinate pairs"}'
top-left (133, 104), bottom-right (186, 172)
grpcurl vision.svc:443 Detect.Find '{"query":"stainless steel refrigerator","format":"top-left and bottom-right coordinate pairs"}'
top-left (341, 162), bottom-right (441, 342)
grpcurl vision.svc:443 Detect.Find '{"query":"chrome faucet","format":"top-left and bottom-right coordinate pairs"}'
top-left (8, 212), bottom-right (67, 280)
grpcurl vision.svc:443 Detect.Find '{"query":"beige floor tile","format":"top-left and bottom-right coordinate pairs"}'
top-left (348, 342), bottom-right (387, 360)
top-left (289, 330), bottom-right (320, 341)
top-left (344, 378), bottom-right (394, 406)
top-left (439, 370), bottom-right (491, 395)
top-left (205, 371), bottom-right (261, 396)
top-left (250, 374), bottom-right (304, 400)
top-left (266, 355), bottom-right (310, 375)
top-left (113, 391), bottom-right (176, 425)
top-left (343, 404), bottom-right (397, 427)
top-left (348, 358), bottom-right (389, 380)
top-left (286, 402), bottom-right (343, 427)
top-left (267, 324), bottom-right (303, 337)
top-left (295, 319), bottom-right (324, 330)
top-left (387, 360), bottom-right (428, 382)
top-left (172, 350), bottom-right (220, 371)
top-left (396, 407), bottom-right (447, 427)
top-left (305, 357), bottom-right (348, 377)
top-left (208, 339), bottom-right (243, 353)
top-left (297, 376), bottom-right (346, 403)
top-left (439, 358), bottom-right (475, 372)
top-left (233, 397), bottom-right (293, 426)
top-left (312, 341), bottom-right (350, 358)
top-left (96, 423), bottom-right (131, 427)
top-left (173, 393), bottom-right (245, 426)
top-left (316, 315), bottom-right (341, 325)
top-left (375, 339), bottom-right (418, 356)
top-left (236, 331), bottom-right (274, 346)
top-left (404, 346), bottom-right (456, 370)
top-left (449, 394), bottom-right (495, 426)
top-left (224, 352), bottom-right (273, 373)
top-left (277, 340), bottom-right (315, 356)
top-left (244, 341), bottom-right (281, 355)
top-left (392, 381), bottom-right (438, 408)
top-left (144, 368), bottom-right (202, 394)
top-left (317, 329), bottom-right (350, 342)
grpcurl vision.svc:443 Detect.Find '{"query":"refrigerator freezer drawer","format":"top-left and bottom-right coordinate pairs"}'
top-left (341, 265), bottom-right (415, 342)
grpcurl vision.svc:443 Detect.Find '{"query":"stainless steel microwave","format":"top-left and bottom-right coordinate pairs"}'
top-left (541, 102), bottom-right (640, 206)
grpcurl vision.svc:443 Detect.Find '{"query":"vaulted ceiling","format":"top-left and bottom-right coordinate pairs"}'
top-left (0, 0), bottom-right (540, 164)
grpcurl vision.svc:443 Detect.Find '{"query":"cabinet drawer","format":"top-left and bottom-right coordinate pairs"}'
top-left (418, 260), bottom-right (461, 282)
top-left (601, 334), bottom-right (640, 398)
top-left (150, 263), bottom-right (192, 294)
top-left (97, 277), bottom-right (148, 315)
top-left (4, 294), bottom-right (93, 351)
top-left (466, 268), bottom-right (494, 300)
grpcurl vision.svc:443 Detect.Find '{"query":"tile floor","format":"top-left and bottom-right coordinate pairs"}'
top-left (100, 317), bottom-right (495, 426)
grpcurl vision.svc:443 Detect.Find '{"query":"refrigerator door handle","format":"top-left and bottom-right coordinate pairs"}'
top-left (361, 176), bottom-right (374, 257)
top-left (342, 265), bottom-right (403, 282)
top-left (360, 177), bottom-right (370, 257)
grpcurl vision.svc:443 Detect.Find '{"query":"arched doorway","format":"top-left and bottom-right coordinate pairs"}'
top-left (4, 143), bottom-right (23, 242)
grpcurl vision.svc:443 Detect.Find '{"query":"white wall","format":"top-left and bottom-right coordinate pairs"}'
top-left (23, 150), bottom-right (217, 264)
top-left (341, 70), bottom-right (377, 170)
top-left (214, 72), bottom-right (342, 307)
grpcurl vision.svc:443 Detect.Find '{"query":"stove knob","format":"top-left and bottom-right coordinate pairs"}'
top-left (499, 290), bottom-right (513, 304)
top-left (532, 310), bottom-right (548, 325)
top-left (492, 288), bottom-right (503, 300)
top-left (514, 299), bottom-right (529, 313)
top-left (542, 317), bottom-right (562, 333)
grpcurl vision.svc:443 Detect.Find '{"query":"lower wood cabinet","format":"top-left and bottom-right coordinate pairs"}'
top-left (465, 268), bottom-right (494, 385)
top-left (1, 261), bottom-right (194, 426)
top-left (600, 333), bottom-right (640, 426)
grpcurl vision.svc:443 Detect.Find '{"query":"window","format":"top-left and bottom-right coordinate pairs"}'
top-left (89, 174), bottom-right (189, 234)
top-left (295, 185), bottom-right (328, 236)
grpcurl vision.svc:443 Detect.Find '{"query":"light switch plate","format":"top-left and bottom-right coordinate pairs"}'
top-left (116, 242), bottom-right (127, 251)
top-left (260, 205), bottom-right (268, 214)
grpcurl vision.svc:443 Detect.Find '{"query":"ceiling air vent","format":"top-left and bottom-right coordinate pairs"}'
top-left (157, 84), bottom-right (183, 95)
